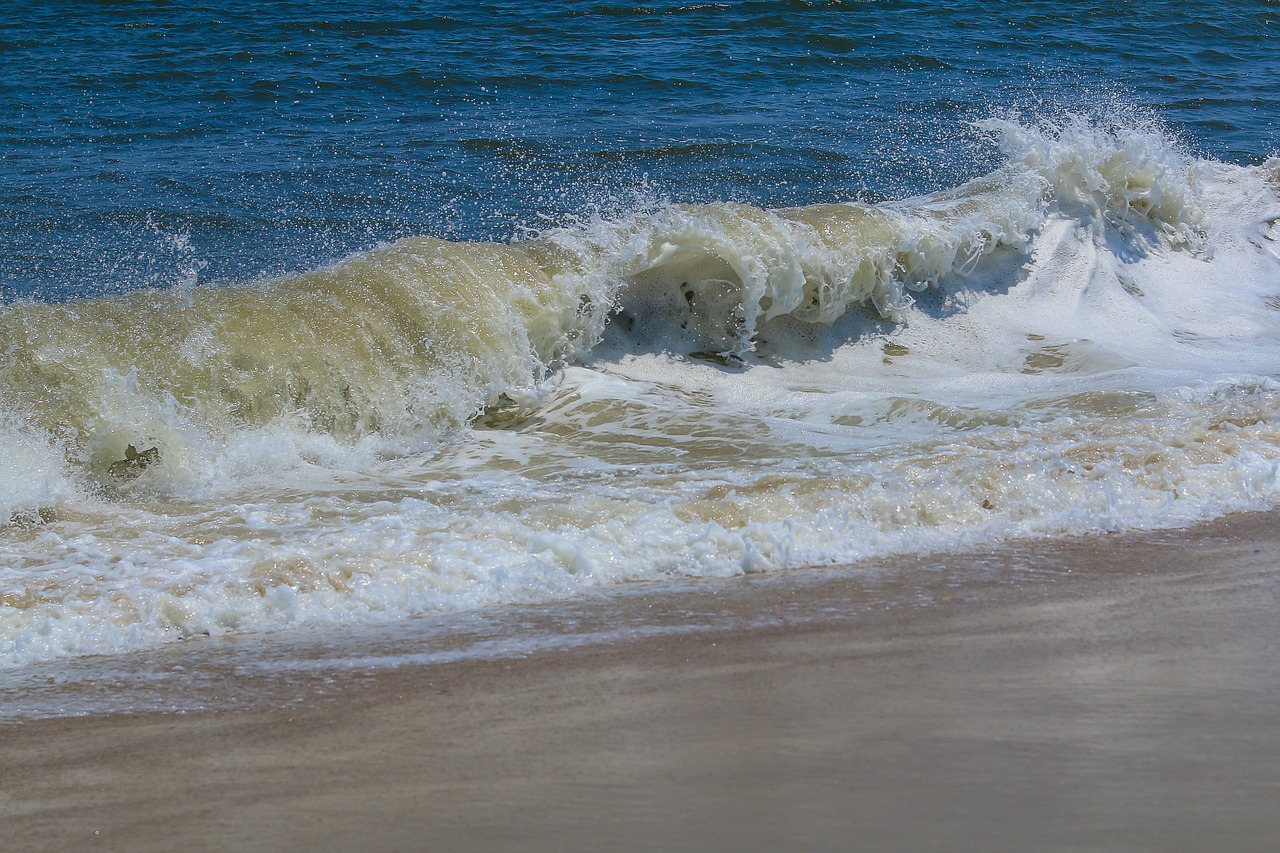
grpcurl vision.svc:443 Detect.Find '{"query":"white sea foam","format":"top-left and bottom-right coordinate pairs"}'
top-left (1, 118), bottom-right (1279, 668)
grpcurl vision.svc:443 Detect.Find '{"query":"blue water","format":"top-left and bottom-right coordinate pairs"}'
top-left (3, 1), bottom-right (1275, 300)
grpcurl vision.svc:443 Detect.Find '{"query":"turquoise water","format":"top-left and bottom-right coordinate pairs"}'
top-left (0, 1), bottom-right (1278, 678)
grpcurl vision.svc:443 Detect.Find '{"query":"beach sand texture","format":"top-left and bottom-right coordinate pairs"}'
top-left (4, 510), bottom-right (1279, 853)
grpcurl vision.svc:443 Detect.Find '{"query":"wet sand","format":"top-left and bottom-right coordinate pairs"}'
top-left (4, 511), bottom-right (1280, 852)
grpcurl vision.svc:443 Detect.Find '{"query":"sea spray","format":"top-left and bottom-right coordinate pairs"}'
top-left (0, 118), bottom-right (1247, 507)
top-left (1, 118), bottom-right (1278, 668)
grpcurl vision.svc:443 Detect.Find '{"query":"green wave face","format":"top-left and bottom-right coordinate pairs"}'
top-left (0, 237), bottom-right (596, 473)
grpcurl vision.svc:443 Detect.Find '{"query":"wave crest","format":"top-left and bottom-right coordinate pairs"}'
top-left (0, 117), bottom-right (1231, 504)
top-left (977, 115), bottom-right (1208, 247)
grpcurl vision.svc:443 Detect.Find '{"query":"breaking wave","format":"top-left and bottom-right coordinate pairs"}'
top-left (2, 112), bottom-right (1279, 669)
top-left (0, 118), bottom-right (1221, 504)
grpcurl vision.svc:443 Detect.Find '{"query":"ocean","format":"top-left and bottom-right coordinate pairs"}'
top-left (1, 0), bottom-right (1277, 715)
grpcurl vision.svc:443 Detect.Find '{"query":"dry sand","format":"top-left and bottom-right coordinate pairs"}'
top-left (4, 511), bottom-right (1280, 852)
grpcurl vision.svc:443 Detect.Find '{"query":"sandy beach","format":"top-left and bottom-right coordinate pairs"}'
top-left (4, 510), bottom-right (1280, 852)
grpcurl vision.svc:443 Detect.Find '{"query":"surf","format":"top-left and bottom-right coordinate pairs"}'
top-left (0, 118), bottom-right (1228, 483)
top-left (1, 116), bottom-right (1278, 669)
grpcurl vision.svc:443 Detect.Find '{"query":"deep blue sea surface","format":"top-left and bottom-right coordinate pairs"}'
top-left (2, 1), bottom-right (1275, 299)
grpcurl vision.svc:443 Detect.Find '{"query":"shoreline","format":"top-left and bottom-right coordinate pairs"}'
top-left (4, 510), bottom-right (1280, 851)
